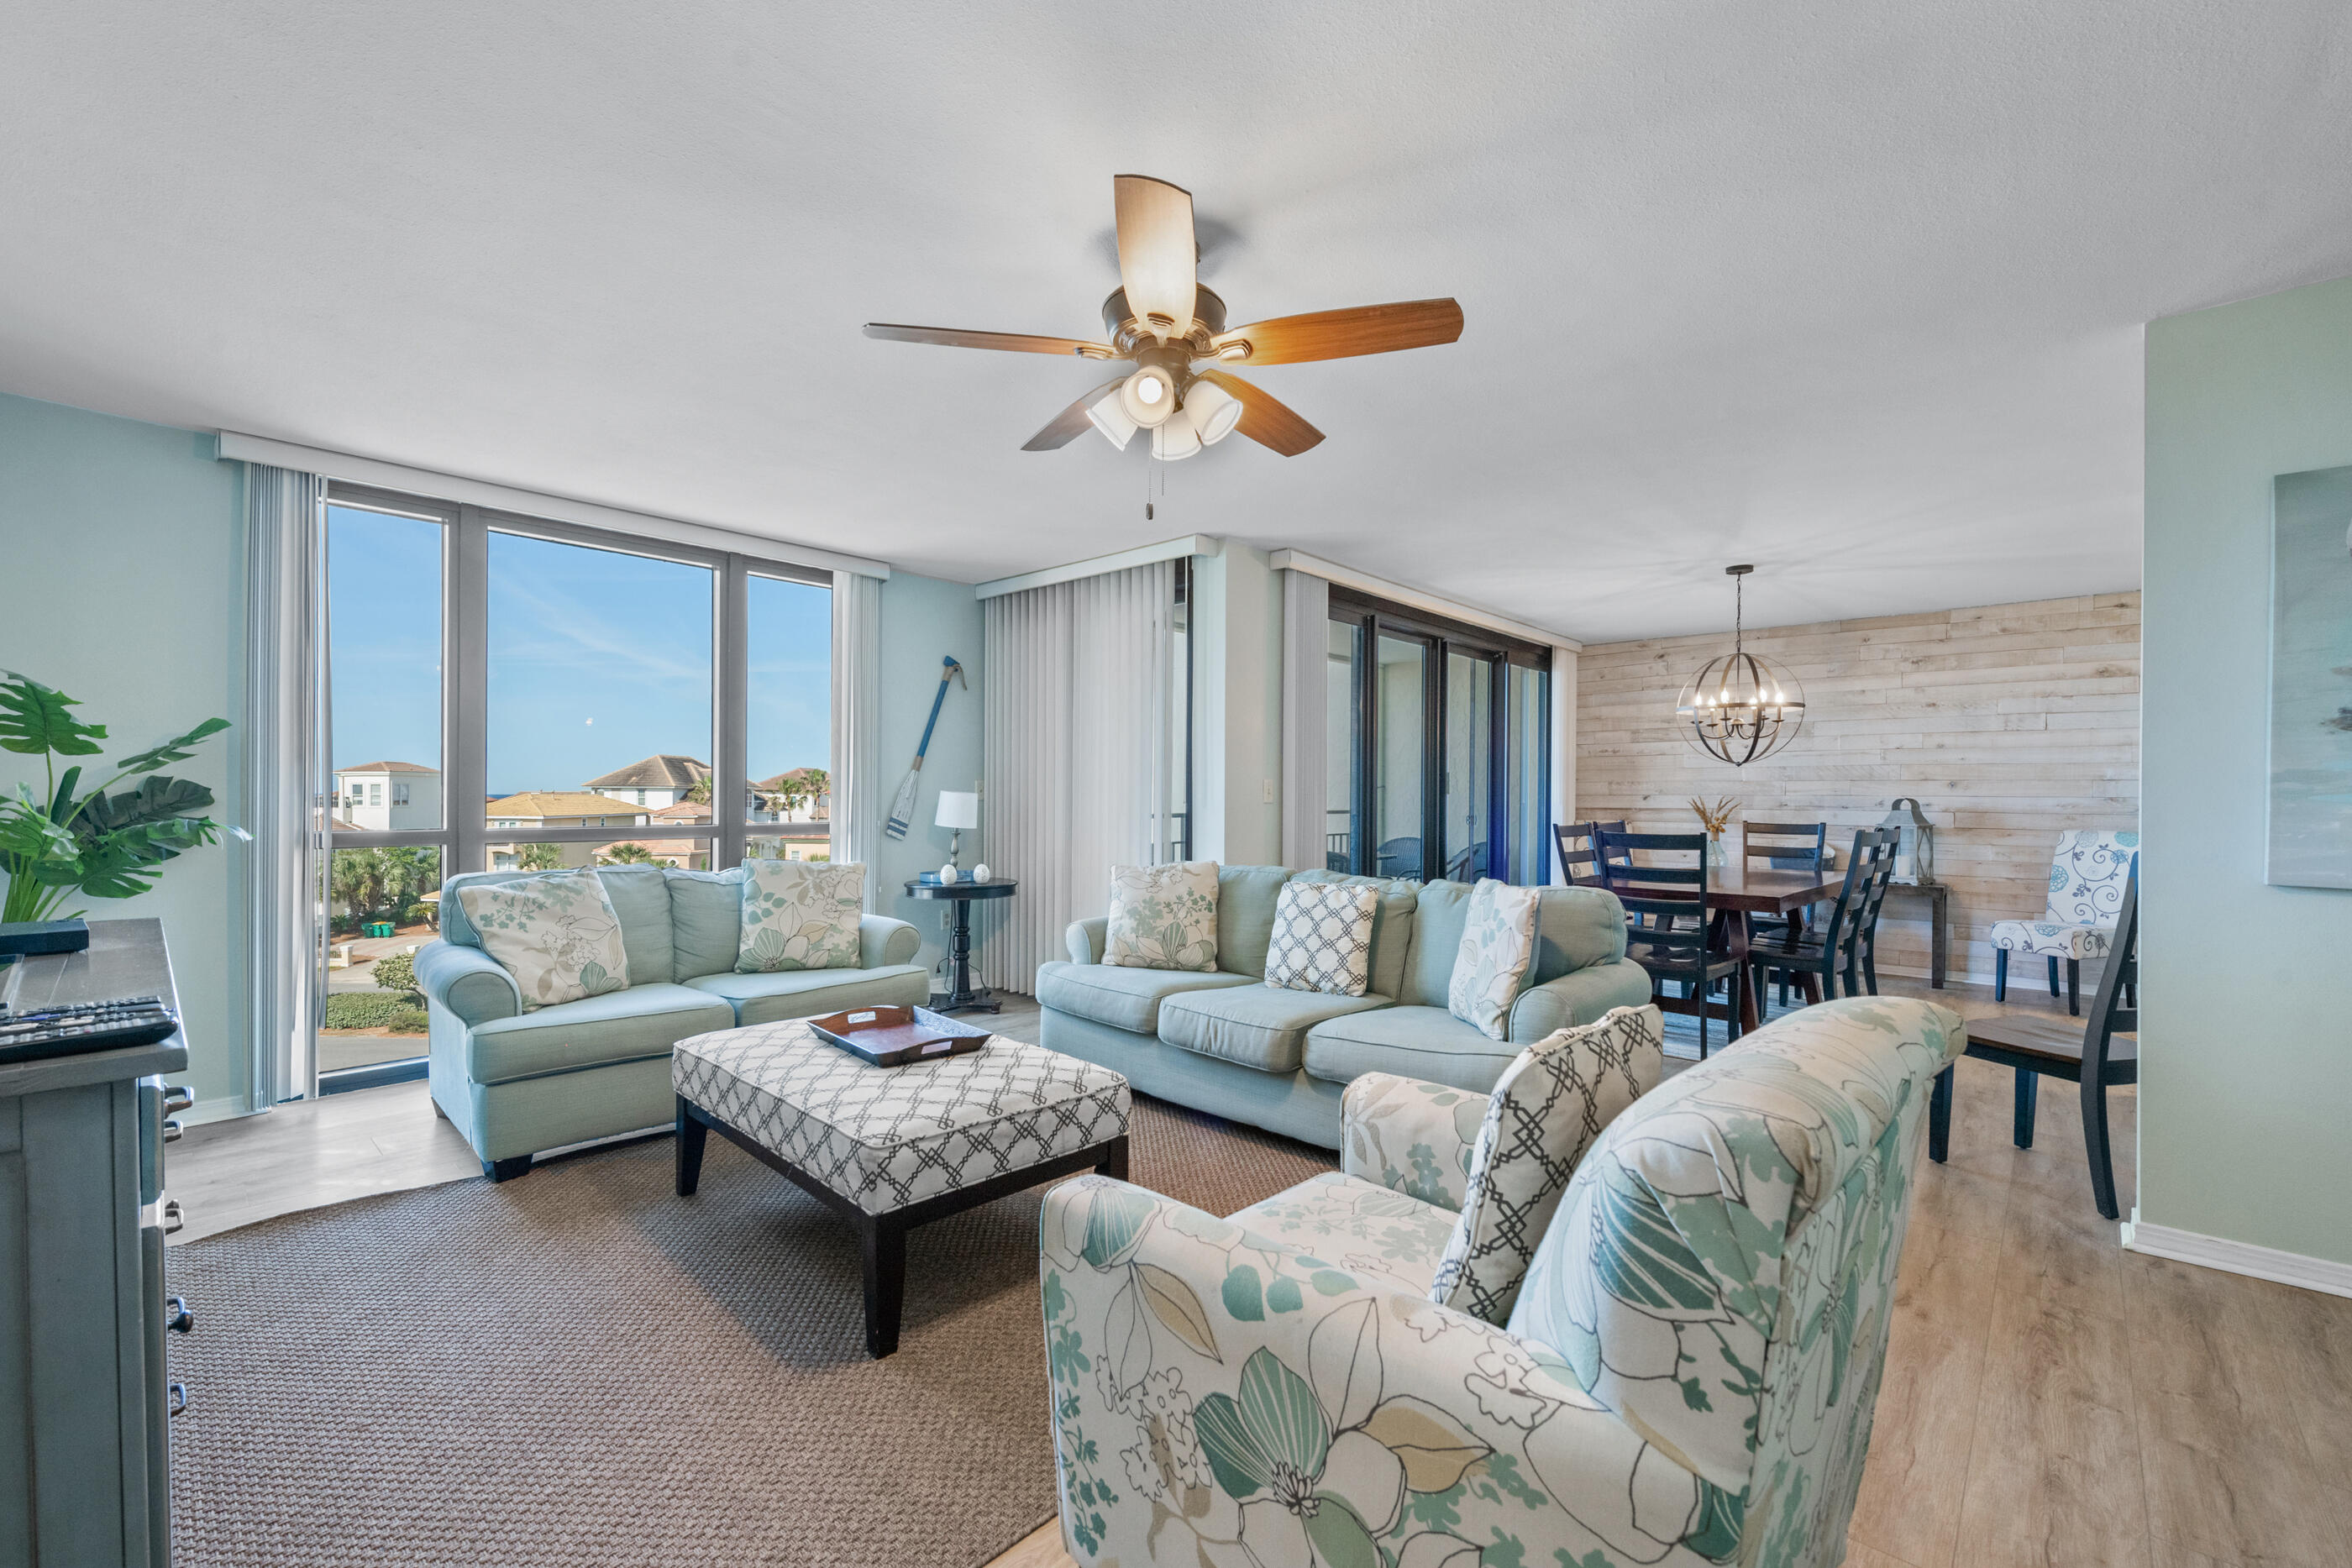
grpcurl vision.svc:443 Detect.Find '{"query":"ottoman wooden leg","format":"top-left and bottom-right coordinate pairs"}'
top-left (1095, 1135), bottom-right (1131, 1182)
top-left (675, 1096), bottom-right (708, 1197)
top-left (862, 1216), bottom-right (908, 1359)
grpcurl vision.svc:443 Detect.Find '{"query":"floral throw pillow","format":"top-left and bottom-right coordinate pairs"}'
top-left (1104, 861), bottom-right (1220, 972)
top-left (454, 869), bottom-right (631, 1012)
top-left (1446, 878), bottom-right (1541, 1041)
top-left (1430, 1004), bottom-right (1664, 1323)
top-left (737, 860), bottom-right (865, 973)
top-left (1263, 878), bottom-right (1378, 996)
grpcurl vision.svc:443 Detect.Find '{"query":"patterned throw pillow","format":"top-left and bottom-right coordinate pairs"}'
top-left (1431, 1004), bottom-right (1664, 1323)
top-left (454, 868), bottom-right (632, 1012)
top-left (737, 860), bottom-right (866, 973)
top-left (1263, 878), bottom-right (1378, 996)
top-left (1446, 878), bottom-right (1541, 1040)
top-left (1104, 861), bottom-right (1220, 972)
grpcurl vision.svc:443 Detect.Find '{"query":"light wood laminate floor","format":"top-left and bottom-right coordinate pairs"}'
top-left (168, 985), bottom-right (2352, 1567)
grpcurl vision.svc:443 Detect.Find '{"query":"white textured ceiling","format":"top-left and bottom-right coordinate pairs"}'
top-left (3, 3), bottom-right (2349, 641)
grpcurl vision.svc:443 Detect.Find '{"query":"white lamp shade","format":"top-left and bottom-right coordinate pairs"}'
top-left (1086, 387), bottom-right (1137, 450)
top-left (1119, 365), bottom-right (1178, 427)
top-left (934, 789), bottom-right (979, 831)
top-left (1183, 378), bottom-right (1243, 444)
top-left (1151, 406), bottom-right (1202, 461)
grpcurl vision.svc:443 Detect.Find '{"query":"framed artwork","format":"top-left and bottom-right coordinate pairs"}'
top-left (2268, 463), bottom-right (2352, 889)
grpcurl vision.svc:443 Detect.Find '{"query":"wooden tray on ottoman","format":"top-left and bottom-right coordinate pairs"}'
top-left (806, 1004), bottom-right (990, 1067)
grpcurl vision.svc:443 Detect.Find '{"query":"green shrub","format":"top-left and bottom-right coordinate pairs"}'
top-left (323, 990), bottom-right (412, 1030)
top-left (403, 903), bottom-right (436, 926)
top-left (371, 952), bottom-right (418, 998)
top-left (386, 1006), bottom-right (429, 1036)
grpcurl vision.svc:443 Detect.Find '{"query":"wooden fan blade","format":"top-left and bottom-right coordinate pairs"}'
top-left (1021, 378), bottom-right (1129, 451)
top-left (1208, 298), bottom-right (1462, 365)
top-left (1113, 175), bottom-right (1197, 343)
top-left (864, 323), bottom-right (1114, 358)
top-left (1194, 369), bottom-right (1325, 456)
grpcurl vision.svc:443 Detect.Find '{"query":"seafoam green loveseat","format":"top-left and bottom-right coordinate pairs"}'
top-left (1033, 866), bottom-right (1652, 1148)
top-left (415, 864), bottom-right (927, 1179)
top-left (1040, 994), bottom-right (1965, 1567)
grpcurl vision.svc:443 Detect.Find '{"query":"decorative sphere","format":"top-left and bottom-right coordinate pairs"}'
top-left (972, 863), bottom-right (992, 883)
top-left (937, 863), bottom-right (959, 884)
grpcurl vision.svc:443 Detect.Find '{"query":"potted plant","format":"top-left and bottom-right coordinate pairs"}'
top-left (0, 671), bottom-right (230, 926)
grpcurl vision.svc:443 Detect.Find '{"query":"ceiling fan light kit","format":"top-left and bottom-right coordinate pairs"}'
top-left (864, 174), bottom-right (1465, 464)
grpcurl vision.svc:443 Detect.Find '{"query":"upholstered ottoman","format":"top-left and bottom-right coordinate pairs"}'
top-left (672, 1020), bottom-right (1131, 1356)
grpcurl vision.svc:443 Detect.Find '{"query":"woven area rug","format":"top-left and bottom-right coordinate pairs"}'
top-left (167, 1096), bottom-right (1334, 1568)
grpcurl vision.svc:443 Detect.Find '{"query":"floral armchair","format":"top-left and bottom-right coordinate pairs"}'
top-left (1038, 996), bottom-right (1962, 1568)
top-left (1988, 829), bottom-right (2139, 1013)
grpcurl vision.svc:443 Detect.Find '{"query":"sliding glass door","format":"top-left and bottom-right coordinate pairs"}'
top-left (314, 481), bottom-right (830, 1095)
top-left (1330, 591), bottom-right (1549, 884)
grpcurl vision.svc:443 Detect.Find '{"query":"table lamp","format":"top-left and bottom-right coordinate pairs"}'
top-left (935, 790), bottom-right (979, 868)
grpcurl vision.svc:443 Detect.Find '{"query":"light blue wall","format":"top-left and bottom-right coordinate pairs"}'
top-left (0, 392), bottom-right (248, 1113)
top-left (2143, 273), bottom-right (2352, 1265)
top-left (873, 570), bottom-right (984, 983)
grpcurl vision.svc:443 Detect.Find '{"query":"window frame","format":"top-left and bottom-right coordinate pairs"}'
top-left (1328, 587), bottom-right (1550, 884)
top-left (318, 481), bottom-right (832, 1092)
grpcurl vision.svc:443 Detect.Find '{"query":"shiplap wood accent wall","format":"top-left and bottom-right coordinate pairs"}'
top-left (1577, 591), bottom-right (2139, 985)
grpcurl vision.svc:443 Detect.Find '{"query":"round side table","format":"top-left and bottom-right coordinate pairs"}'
top-left (902, 878), bottom-right (1016, 1015)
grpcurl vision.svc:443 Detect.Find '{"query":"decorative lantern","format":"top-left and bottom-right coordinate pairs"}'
top-left (1879, 797), bottom-right (1935, 885)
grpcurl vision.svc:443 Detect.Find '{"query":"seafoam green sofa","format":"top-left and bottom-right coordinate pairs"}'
top-left (1033, 866), bottom-right (1652, 1148)
top-left (1040, 994), bottom-right (1966, 1567)
top-left (415, 864), bottom-right (927, 1179)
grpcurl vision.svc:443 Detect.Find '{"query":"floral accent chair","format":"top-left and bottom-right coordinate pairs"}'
top-left (1987, 829), bottom-right (2139, 1015)
top-left (1039, 995), bottom-right (1962, 1568)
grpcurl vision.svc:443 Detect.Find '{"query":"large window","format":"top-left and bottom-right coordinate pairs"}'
top-left (318, 483), bottom-right (831, 1093)
top-left (1329, 590), bottom-right (1549, 884)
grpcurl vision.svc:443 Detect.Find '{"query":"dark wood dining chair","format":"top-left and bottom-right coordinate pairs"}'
top-left (1928, 857), bottom-right (2139, 1219)
top-left (1594, 827), bottom-right (1750, 1057)
top-left (1746, 827), bottom-right (1896, 1007)
top-left (1742, 820), bottom-right (1829, 1002)
top-left (1554, 823), bottom-right (1603, 886)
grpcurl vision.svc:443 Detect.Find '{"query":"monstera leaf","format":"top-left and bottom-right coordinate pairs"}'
top-left (110, 717), bottom-right (233, 776)
top-left (74, 774), bottom-right (218, 842)
top-left (0, 672), bottom-right (107, 757)
top-left (71, 817), bottom-right (219, 899)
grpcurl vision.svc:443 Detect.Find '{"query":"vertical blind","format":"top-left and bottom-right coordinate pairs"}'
top-left (1279, 569), bottom-right (1331, 871)
top-left (829, 571), bottom-right (884, 907)
top-left (980, 561), bottom-right (1173, 990)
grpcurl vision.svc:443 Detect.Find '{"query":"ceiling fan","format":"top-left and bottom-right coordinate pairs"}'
top-left (864, 175), bottom-right (1464, 460)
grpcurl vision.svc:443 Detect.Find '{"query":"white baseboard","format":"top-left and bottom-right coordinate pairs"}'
top-left (2121, 1211), bottom-right (2352, 1299)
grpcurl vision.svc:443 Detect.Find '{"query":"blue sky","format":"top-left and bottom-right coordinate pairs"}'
top-left (328, 506), bottom-right (830, 798)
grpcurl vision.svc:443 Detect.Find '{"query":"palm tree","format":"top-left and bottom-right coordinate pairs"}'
top-left (599, 843), bottom-right (661, 866)
top-left (515, 843), bottom-right (564, 871)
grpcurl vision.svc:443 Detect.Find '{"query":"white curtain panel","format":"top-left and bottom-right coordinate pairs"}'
top-left (830, 571), bottom-right (883, 909)
top-left (981, 561), bottom-right (1173, 991)
top-left (1280, 569), bottom-right (1331, 871)
top-left (239, 464), bottom-right (328, 1109)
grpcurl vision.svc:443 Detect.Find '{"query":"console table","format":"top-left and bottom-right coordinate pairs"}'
top-left (1883, 881), bottom-right (1952, 989)
top-left (902, 878), bottom-right (1016, 1015)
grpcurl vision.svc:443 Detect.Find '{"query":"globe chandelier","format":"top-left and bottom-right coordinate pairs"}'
top-left (1676, 564), bottom-right (1806, 766)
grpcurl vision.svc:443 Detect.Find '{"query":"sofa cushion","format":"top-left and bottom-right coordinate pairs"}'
top-left (1290, 870), bottom-right (1420, 999)
top-left (1447, 878), bottom-right (1541, 1040)
top-left (1431, 1004), bottom-right (1664, 1324)
top-left (1401, 880), bottom-right (1473, 1008)
top-left (1530, 884), bottom-right (1631, 983)
top-left (684, 963), bottom-right (930, 1026)
top-left (1302, 1004), bottom-right (1523, 1093)
top-left (1225, 1172), bottom-right (1455, 1298)
top-left (1264, 878), bottom-right (1378, 996)
top-left (464, 983), bottom-right (736, 1085)
top-left (1034, 960), bottom-right (1255, 1034)
top-left (665, 868), bottom-right (747, 980)
top-left (738, 859), bottom-right (865, 973)
top-left (1158, 983), bottom-right (1394, 1074)
top-left (1215, 864), bottom-right (1296, 979)
top-left (443, 865), bottom-right (675, 989)
top-left (1105, 861), bottom-right (1221, 972)
top-left (453, 868), bottom-right (634, 1012)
